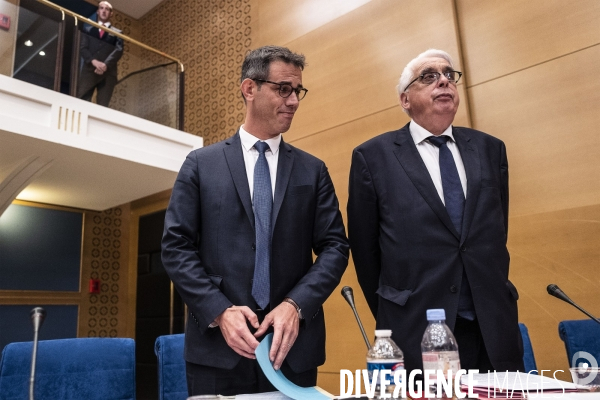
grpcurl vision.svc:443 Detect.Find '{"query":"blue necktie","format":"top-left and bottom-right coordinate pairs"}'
top-left (251, 141), bottom-right (272, 309)
top-left (428, 135), bottom-right (475, 320)
top-left (427, 135), bottom-right (464, 233)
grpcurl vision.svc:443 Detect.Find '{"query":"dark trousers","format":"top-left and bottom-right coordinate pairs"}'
top-left (453, 316), bottom-right (494, 372)
top-left (186, 307), bottom-right (317, 396)
top-left (78, 68), bottom-right (117, 107)
top-left (186, 357), bottom-right (317, 396)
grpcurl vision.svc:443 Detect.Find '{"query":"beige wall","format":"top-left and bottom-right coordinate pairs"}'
top-left (130, 0), bottom-right (600, 394)
top-left (456, 0), bottom-right (600, 381)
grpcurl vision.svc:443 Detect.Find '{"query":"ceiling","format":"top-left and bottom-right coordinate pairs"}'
top-left (0, 128), bottom-right (180, 211)
top-left (104, 0), bottom-right (166, 19)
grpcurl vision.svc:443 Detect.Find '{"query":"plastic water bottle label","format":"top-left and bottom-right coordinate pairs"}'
top-left (422, 351), bottom-right (460, 381)
top-left (367, 360), bottom-right (405, 392)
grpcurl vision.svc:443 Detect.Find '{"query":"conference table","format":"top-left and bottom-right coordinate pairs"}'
top-left (188, 389), bottom-right (600, 400)
top-left (189, 393), bottom-right (292, 399)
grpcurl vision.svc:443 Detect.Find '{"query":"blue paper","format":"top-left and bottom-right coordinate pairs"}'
top-left (256, 334), bottom-right (334, 400)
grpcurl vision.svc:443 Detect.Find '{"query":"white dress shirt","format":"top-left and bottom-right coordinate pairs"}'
top-left (98, 21), bottom-right (110, 33)
top-left (409, 120), bottom-right (467, 202)
top-left (239, 125), bottom-right (280, 201)
top-left (207, 127), bottom-right (280, 328)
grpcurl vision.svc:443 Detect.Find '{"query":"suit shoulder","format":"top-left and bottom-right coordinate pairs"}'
top-left (185, 135), bottom-right (234, 164)
top-left (284, 142), bottom-right (326, 167)
top-left (454, 126), bottom-right (504, 146)
top-left (354, 128), bottom-right (403, 153)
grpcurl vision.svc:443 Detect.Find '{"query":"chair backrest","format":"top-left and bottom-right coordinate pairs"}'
top-left (0, 337), bottom-right (135, 400)
top-left (558, 319), bottom-right (600, 367)
top-left (155, 333), bottom-right (187, 400)
top-left (519, 322), bottom-right (538, 373)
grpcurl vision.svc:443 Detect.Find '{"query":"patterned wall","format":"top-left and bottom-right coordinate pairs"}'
top-left (103, 11), bottom-right (181, 129)
top-left (104, 10), bottom-right (139, 116)
top-left (80, 206), bottom-right (130, 338)
top-left (77, 0), bottom-right (252, 338)
top-left (139, 0), bottom-right (252, 145)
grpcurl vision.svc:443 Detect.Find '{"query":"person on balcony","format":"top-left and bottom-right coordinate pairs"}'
top-left (77, 1), bottom-right (123, 107)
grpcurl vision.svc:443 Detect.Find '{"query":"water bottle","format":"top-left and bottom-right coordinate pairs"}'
top-left (421, 309), bottom-right (460, 387)
top-left (367, 329), bottom-right (405, 397)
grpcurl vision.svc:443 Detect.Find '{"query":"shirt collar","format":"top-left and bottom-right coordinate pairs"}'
top-left (409, 120), bottom-right (454, 145)
top-left (239, 125), bottom-right (281, 155)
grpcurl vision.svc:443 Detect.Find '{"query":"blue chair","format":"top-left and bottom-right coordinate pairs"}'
top-left (519, 323), bottom-right (538, 373)
top-left (155, 333), bottom-right (187, 400)
top-left (558, 319), bottom-right (600, 367)
top-left (0, 337), bottom-right (135, 400)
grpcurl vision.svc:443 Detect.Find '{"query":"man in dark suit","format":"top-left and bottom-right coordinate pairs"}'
top-left (77, 1), bottom-right (123, 107)
top-left (348, 49), bottom-right (524, 375)
top-left (162, 46), bottom-right (349, 396)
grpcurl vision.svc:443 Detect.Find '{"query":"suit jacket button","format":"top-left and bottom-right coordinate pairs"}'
top-left (450, 285), bottom-right (458, 293)
top-left (460, 245), bottom-right (467, 252)
top-left (251, 244), bottom-right (256, 250)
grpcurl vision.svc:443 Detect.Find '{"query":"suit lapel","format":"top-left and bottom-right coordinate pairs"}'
top-left (272, 139), bottom-right (293, 232)
top-left (392, 124), bottom-right (460, 240)
top-left (223, 132), bottom-right (254, 229)
top-left (454, 127), bottom-right (481, 244)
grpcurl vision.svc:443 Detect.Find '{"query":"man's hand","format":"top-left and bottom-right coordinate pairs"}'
top-left (254, 301), bottom-right (299, 370)
top-left (215, 306), bottom-right (260, 359)
top-left (91, 59), bottom-right (107, 75)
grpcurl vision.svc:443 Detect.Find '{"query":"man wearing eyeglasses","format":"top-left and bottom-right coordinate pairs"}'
top-left (162, 45), bottom-right (349, 396)
top-left (348, 49), bottom-right (524, 375)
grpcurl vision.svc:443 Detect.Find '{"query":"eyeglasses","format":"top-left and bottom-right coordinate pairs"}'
top-left (253, 79), bottom-right (308, 100)
top-left (404, 70), bottom-right (462, 92)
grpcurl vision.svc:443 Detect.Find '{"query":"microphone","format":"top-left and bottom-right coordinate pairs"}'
top-left (547, 284), bottom-right (600, 325)
top-left (29, 307), bottom-right (46, 400)
top-left (341, 286), bottom-right (371, 350)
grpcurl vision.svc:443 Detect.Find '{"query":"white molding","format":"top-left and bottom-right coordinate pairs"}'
top-left (0, 75), bottom-right (203, 211)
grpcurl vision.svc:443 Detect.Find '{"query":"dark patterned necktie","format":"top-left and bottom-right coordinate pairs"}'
top-left (251, 141), bottom-right (272, 309)
top-left (428, 135), bottom-right (475, 320)
top-left (427, 135), bottom-right (464, 233)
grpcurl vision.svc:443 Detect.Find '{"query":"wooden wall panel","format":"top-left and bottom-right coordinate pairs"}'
top-left (254, 0), bottom-right (370, 47)
top-left (459, 0), bottom-right (600, 383)
top-left (468, 45), bottom-right (600, 217)
top-left (456, 0), bottom-right (600, 86)
top-left (279, 0), bottom-right (465, 142)
top-left (291, 107), bottom-right (406, 391)
top-left (508, 204), bottom-right (600, 380)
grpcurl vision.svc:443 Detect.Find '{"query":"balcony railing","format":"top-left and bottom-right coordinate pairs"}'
top-left (0, 0), bottom-right (184, 130)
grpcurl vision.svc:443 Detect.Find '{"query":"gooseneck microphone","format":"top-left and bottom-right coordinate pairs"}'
top-left (341, 286), bottom-right (371, 350)
top-left (547, 284), bottom-right (600, 325)
top-left (29, 307), bottom-right (46, 400)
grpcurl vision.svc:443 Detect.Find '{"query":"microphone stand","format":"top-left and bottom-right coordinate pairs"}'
top-left (29, 307), bottom-right (46, 400)
top-left (341, 286), bottom-right (371, 350)
top-left (547, 284), bottom-right (600, 325)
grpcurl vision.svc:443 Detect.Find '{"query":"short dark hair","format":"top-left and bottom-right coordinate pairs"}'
top-left (240, 45), bottom-right (305, 83)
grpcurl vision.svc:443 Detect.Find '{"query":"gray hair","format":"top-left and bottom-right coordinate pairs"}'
top-left (241, 46), bottom-right (305, 84)
top-left (397, 49), bottom-right (455, 96)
